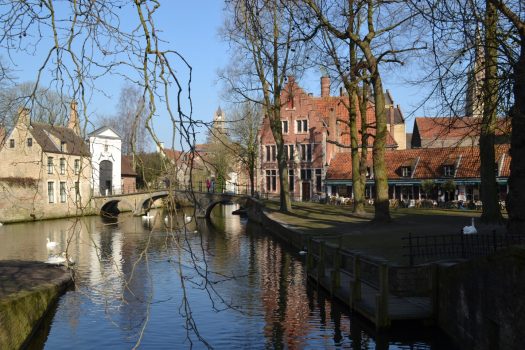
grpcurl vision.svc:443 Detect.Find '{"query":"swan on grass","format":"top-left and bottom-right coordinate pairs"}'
top-left (46, 238), bottom-right (58, 250)
top-left (462, 218), bottom-right (477, 234)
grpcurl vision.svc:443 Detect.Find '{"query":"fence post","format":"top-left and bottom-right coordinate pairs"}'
top-left (318, 241), bottom-right (325, 280)
top-left (350, 255), bottom-right (361, 307)
top-left (408, 232), bottom-right (414, 266)
top-left (375, 264), bottom-right (390, 329)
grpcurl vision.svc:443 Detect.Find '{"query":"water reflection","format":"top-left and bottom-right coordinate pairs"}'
top-left (0, 205), bottom-right (454, 349)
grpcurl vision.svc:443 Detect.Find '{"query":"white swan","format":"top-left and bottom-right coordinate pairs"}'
top-left (463, 218), bottom-right (477, 234)
top-left (185, 215), bottom-right (192, 223)
top-left (46, 238), bottom-right (58, 250)
top-left (298, 250), bottom-right (307, 255)
top-left (45, 252), bottom-right (75, 266)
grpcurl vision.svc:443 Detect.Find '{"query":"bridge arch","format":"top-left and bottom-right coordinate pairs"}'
top-left (135, 191), bottom-right (169, 215)
top-left (100, 198), bottom-right (133, 217)
top-left (203, 195), bottom-right (248, 218)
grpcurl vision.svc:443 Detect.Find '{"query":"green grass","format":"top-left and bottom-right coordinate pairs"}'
top-left (263, 200), bottom-right (507, 265)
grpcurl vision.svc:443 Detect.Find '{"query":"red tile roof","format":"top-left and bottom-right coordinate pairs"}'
top-left (121, 155), bottom-right (137, 176)
top-left (327, 144), bottom-right (510, 181)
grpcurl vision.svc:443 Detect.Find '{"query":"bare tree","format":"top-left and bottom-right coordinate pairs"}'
top-left (98, 83), bottom-right (151, 154)
top-left (304, 0), bottom-right (421, 222)
top-left (227, 101), bottom-right (263, 196)
top-left (221, 0), bottom-right (310, 212)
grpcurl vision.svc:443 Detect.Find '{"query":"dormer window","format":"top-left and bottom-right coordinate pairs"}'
top-left (9, 139), bottom-right (14, 148)
top-left (27, 138), bottom-right (32, 147)
top-left (401, 166), bottom-right (411, 177)
top-left (443, 165), bottom-right (454, 177)
top-left (60, 141), bottom-right (66, 153)
top-left (296, 119), bottom-right (308, 133)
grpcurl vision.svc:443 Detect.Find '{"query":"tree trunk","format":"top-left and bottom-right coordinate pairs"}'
top-left (507, 36), bottom-right (525, 234)
top-left (270, 105), bottom-right (292, 212)
top-left (480, 1), bottom-right (503, 224)
top-left (370, 70), bottom-right (391, 222)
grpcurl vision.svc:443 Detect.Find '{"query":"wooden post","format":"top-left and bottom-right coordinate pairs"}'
top-left (318, 241), bottom-right (325, 280)
top-left (375, 264), bottom-right (390, 329)
top-left (350, 255), bottom-right (361, 307)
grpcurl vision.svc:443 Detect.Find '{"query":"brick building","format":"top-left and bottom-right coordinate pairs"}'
top-left (0, 105), bottom-right (93, 223)
top-left (258, 76), bottom-right (406, 201)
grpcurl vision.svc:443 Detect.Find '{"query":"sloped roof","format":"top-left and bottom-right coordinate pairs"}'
top-left (30, 123), bottom-right (90, 156)
top-left (88, 126), bottom-right (122, 139)
top-left (413, 117), bottom-right (510, 143)
top-left (327, 144), bottom-right (510, 181)
top-left (121, 155), bottom-right (137, 176)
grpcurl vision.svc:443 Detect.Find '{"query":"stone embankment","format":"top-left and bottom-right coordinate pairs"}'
top-left (0, 261), bottom-right (72, 349)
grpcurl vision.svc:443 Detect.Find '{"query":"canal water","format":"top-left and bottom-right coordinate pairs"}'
top-left (0, 205), bottom-right (454, 349)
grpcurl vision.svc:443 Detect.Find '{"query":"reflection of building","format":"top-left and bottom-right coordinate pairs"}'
top-left (0, 104), bottom-right (93, 222)
top-left (258, 76), bottom-right (406, 201)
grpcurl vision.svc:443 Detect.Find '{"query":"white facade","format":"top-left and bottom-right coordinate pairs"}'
top-left (88, 127), bottom-right (122, 196)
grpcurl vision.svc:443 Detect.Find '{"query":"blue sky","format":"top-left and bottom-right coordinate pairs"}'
top-left (6, 1), bottom-right (427, 148)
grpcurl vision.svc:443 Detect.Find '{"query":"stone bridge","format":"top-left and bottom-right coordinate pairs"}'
top-left (91, 190), bottom-right (249, 218)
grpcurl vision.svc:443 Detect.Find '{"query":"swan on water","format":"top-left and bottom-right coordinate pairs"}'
top-left (463, 218), bottom-right (477, 234)
top-left (185, 215), bottom-right (192, 223)
top-left (46, 238), bottom-right (58, 250)
top-left (45, 252), bottom-right (75, 266)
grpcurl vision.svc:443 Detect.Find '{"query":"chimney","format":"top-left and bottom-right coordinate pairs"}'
top-left (68, 100), bottom-right (80, 134)
top-left (321, 76), bottom-right (330, 97)
top-left (17, 107), bottom-right (31, 127)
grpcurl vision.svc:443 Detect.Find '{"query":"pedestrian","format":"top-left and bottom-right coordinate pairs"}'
top-left (206, 178), bottom-right (211, 193)
top-left (211, 178), bottom-right (215, 193)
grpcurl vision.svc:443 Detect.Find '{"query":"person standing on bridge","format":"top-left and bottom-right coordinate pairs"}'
top-left (211, 177), bottom-right (215, 193)
top-left (206, 178), bottom-right (211, 193)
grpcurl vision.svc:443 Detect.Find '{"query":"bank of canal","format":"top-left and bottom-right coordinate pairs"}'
top-left (0, 204), bottom-right (455, 348)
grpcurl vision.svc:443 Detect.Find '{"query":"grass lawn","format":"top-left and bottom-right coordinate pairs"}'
top-left (263, 200), bottom-right (507, 265)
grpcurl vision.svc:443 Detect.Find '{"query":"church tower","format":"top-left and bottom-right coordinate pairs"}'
top-left (213, 106), bottom-right (226, 135)
top-left (465, 29), bottom-right (485, 118)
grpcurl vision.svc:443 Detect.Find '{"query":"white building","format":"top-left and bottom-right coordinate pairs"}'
top-left (88, 127), bottom-right (122, 195)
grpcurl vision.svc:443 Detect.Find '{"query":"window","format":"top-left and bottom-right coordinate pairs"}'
top-left (281, 120), bottom-right (289, 134)
top-left (266, 169), bottom-right (277, 192)
top-left (284, 145), bottom-right (295, 161)
top-left (47, 182), bottom-right (54, 203)
top-left (60, 141), bottom-right (66, 152)
top-left (75, 181), bottom-right (80, 202)
top-left (47, 157), bottom-right (54, 174)
top-left (301, 168), bottom-right (312, 180)
top-left (27, 138), bottom-right (32, 147)
top-left (315, 169), bottom-right (322, 192)
top-left (74, 159), bottom-right (80, 175)
top-left (60, 158), bottom-right (66, 175)
top-left (443, 165), bottom-right (454, 177)
top-left (60, 182), bottom-right (66, 203)
top-left (289, 169), bottom-right (294, 191)
top-left (296, 119), bottom-right (308, 133)
top-left (289, 145), bottom-right (294, 161)
top-left (265, 145), bottom-right (271, 162)
top-left (300, 144), bottom-right (312, 161)
top-left (401, 166), bottom-right (411, 177)
top-left (9, 139), bottom-right (14, 148)
top-left (271, 145), bottom-right (276, 161)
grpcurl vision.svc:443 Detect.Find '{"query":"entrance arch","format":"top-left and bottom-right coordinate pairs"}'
top-left (100, 160), bottom-right (113, 195)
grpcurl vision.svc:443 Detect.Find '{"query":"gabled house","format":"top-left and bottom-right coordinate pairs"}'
top-left (0, 104), bottom-right (93, 223)
top-left (88, 126), bottom-right (123, 195)
top-left (258, 75), bottom-right (406, 200)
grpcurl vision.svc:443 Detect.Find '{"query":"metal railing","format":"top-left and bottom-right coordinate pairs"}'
top-left (403, 231), bottom-right (525, 266)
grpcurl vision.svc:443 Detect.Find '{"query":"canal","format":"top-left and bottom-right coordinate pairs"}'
top-left (0, 204), bottom-right (454, 349)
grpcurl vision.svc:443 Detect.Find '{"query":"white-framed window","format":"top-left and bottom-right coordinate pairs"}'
top-left (281, 120), bottom-right (289, 134)
top-left (266, 169), bottom-right (277, 192)
top-left (300, 144), bottom-right (312, 161)
top-left (74, 159), bottom-right (80, 175)
top-left (9, 139), bottom-right (14, 148)
top-left (315, 169), bottom-right (322, 192)
top-left (265, 145), bottom-right (276, 162)
top-left (443, 165), bottom-right (454, 177)
top-left (284, 144), bottom-right (295, 161)
top-left (60, 182), bottom-right (66, 203)
top-left (401, 166), bottom-right (411, 177)
top-left (301, 168), bottom-right (312, 180)
top-left (48, 181), bottom-right (55, 203)
top-left (296, 119), bottom-right (308, 133)
top-left (47, 157), bottom-right (54, 174)
top-left (60, 141), bottom-right (66, 152)
top-left (60, 158), bottom-right (66, 175)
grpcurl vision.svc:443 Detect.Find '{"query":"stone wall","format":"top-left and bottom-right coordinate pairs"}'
top-left (437, 246), bottom-right (525, 350)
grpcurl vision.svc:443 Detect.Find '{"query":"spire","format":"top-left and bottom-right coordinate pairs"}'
top-left (465, 28), bottom-right (485, 118)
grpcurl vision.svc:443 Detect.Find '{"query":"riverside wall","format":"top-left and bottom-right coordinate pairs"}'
top-left (0, 261), bottom-right (72, 349)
